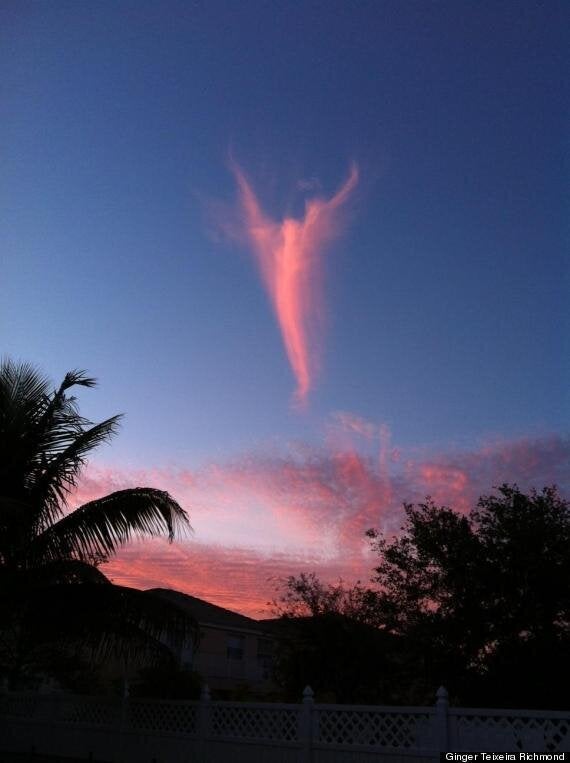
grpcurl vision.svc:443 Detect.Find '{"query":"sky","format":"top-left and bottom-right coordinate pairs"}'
top-left (2, 1), bottom-right (568, 617)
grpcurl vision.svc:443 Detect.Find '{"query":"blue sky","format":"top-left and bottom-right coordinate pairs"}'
top-left (2, 1), bottom-right (568, 612)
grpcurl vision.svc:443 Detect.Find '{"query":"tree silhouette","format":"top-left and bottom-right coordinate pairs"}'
top-left (0, 359), bottom-right (197, 688)
top-left (367, 484), bottom-right (570, 707)
top-left (274, 485), bottom-right (570, 708)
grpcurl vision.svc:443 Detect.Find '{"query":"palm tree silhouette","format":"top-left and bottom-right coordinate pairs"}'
top-left (0, 359), bottom-right (197, 688)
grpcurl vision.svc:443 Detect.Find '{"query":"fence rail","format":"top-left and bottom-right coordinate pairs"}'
top-left (1, 686), bottom-right (569, 761)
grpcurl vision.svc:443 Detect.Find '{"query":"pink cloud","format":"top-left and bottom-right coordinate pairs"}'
top-left (70, 433), bottom-right (569, 618)
top-left (415, 464), bottom-right (471, 512)
top-left (230, 160), bottom-right (358, 408)
top-left (103, 540), bottom-right (364, 619)
top-left (405, 434), bottom-right (570, 514)
top-left (330, 411), bottom-right (377, 440)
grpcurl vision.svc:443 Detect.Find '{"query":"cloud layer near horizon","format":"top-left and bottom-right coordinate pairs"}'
top-left (230, 162), bottom-right (358, 407)
top-left (71, 428), bottom-right (569, 618)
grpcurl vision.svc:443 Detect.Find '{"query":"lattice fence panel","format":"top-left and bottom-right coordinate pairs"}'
top-left (0, 693), bottom-right (44, 719)
top-left (57, 697), bottom-right (120, 727)
top-left (127, 699), bottom-right (198, 734)
top-left (456, 714), bottom-right (570, 753)
top-left (316, 709), bottom-right (433, 748)
top-left (211, 705), bottom-right (299, 742)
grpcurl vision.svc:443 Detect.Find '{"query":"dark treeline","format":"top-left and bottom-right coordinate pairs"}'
top-left (270, 485), bottom-right (570, 709)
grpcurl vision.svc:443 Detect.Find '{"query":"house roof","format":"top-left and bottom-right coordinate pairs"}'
top-left (148, 588), bottom-right (273, 635)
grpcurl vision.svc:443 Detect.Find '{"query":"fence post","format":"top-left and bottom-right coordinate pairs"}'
top-left (198, 683), bottom-right (211, 759)
top-left (300, 685), bottom-right (314, 763)
top-left (435, 686), bottom-right (449, 752)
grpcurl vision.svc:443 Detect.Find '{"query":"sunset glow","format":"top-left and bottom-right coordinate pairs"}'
top-left (74, 432), bottom-right (569, 617)
top-left (4, 2), bottom-right (566, 626)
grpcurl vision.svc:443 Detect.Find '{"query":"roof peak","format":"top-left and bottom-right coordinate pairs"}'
top-left (146, 587), bottom-right (270, 632)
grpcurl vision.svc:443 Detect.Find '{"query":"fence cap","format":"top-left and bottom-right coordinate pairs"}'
top-left (302, 686), bottom-right (314, 703)
top-left (201, 684), bottom-right (211, 701)
top-left (436, 686), bottom-right (448, 701)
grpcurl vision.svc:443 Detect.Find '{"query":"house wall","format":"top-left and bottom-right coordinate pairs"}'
top-left (188, 624), bottom-right (276, 694)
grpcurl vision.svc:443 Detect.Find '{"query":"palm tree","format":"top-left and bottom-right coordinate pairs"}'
top-left (0, 358), bottom-right (197, 688)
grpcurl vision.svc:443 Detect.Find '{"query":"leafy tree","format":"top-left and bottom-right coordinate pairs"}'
top-left (272, 572), bottom-right (384, 626)
top-left (367, 485), bottom-right (570, 707)
top-left (270, 611), bottom-right (408, 704)
top-left (273, 485), bottom-right (570, 708)
top-left (270, 574), bottom-right (422, 704)
top-left (0, 359), bottom-right (197, 688)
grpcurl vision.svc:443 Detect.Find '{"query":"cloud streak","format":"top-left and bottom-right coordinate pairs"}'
top-left (231, 161), bottom-right (359, 407)
top-left (71, 430), bottom-right (569, 617)
top-left (102, 540), bottom-right (364, 619)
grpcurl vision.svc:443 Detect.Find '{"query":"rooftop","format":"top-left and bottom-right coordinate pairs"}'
top-left (148, 588), bottom-right (274, 634)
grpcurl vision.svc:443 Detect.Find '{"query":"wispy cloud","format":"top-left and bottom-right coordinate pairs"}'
top-left (72, 430), bottom-right (569, 617)
top-left (230, 160), bottom-right (359, 408)
top-left (102, 540), bottom-right (365, 619)
top-left (330, 411), bottom-right (377, 440)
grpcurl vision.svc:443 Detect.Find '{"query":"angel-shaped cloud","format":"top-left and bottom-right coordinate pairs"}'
top-left (231, 161), bottom-right (358, 407)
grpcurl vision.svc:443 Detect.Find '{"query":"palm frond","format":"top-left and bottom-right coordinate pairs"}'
top-left (20, 584), bottom-right (199, 666)
top-left (29, 415), bottom-right (123, 530)
top-left (0, 359), bottom-right (197, 679)
top-left (0, 360), bottom-right (52, 496)
top-left (0, 361), bottom-right (115, 533)
top-left (30, 559), bottom-right (111, 586)
top-left (0, 359), bottom-right (51, 412)
top-left (0, 561), bottom-right (109, 624)
top-left (31, 488), bottom-right (191, 565)
top-left (58, 370), bottom-right (97, 392)
top-left (31, 369), bottom-right (99, 466)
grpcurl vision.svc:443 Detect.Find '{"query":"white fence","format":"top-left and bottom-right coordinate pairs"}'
top-left (1, 686), bottom-right (569, 762)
